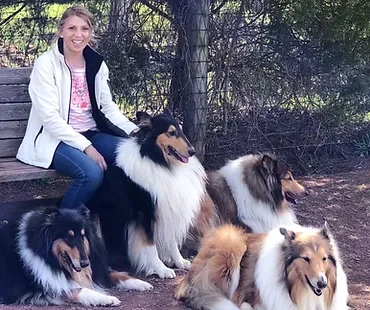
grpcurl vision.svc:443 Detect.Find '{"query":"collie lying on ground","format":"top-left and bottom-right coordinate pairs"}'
top-left (176, 224), bottom-right (348, 310)
top-left (206, 153), bottom-right (309, 233)
top-left (0, 206), bottom-right (152, 306)
top-left (88, 109), bottom-right (206, 279)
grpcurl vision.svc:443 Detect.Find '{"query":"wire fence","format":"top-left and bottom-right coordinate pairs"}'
top-left (1, 0), bottom-right (369, 174)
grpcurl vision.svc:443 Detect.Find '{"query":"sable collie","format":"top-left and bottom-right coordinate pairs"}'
top-left (206, 153), bottom-right (309, 233)
top-left (0, 206), bottom-right (152, 306)
top-left (176, 224), bottom-right (348, 310)
top-left (88, 109), bottom-right (206, 279)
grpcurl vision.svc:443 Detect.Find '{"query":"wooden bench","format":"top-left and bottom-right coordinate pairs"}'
top-left (0, 67), bottom-right (60, 183)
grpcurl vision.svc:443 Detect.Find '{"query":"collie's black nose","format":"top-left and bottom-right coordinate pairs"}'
top-left (188, 147), bottom-right (196, 157)
top-left (80, 259), bottom-right (90, 268)
top-left (317, 280), bottom-right (327, 289)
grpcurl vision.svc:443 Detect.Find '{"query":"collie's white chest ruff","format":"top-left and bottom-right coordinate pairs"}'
top-left (219, 156), bottom-right (297, 233)
top-left (116, 140), bottom-right (206, 259)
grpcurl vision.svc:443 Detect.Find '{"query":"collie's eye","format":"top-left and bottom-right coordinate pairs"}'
top-left (168, 131), bottom-right (176, 137)
top-left (303, 257), bottom-right (310, 263)
top-left (323, 257), bottom-right (327, 261)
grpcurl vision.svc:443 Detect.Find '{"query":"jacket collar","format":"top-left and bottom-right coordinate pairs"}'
top-left (55, 38), bottom-right (103, 70)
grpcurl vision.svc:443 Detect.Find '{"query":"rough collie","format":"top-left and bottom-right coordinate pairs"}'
top-left (88, 109), bottom-right (206, 279)
top-left (0, 206), bottom-right (152, 306)
top-left (206, 153), bottom-right (309, 233)
top-left (176, 224), bottom-right (348, 310)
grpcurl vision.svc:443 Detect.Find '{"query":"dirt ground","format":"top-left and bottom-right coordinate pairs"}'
top-left (0, 159), bottom-right (369, 310)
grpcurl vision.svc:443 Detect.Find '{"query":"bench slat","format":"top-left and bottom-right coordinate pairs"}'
top-left (0, 159), bottom-right (59, 182)
top-left (0, 67), bottom-right (32, 84)
top-left (0, 85), bottom-right (31, 103)
top-left (0, 120), bottom-right (28, 139)
top-left (0, 139), bottom-right (22, 158)
top-left (0, 103), bottom-right (32, 121)
top-left (0, 67), bottom-right (63, 185)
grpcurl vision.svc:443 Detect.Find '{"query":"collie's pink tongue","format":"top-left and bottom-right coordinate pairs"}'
top-left (181, 155), bottom-right (189, 163)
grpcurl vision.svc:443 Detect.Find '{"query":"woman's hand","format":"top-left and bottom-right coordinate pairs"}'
top-left (84, 145), bottom-right (107, 170)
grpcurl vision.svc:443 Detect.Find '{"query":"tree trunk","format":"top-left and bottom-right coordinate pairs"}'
top-left (169, 0), bottom-right (210, 161)
top-left (108, 0), bottom-right (132, 38)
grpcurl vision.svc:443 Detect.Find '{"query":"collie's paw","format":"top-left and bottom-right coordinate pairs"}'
top-left (101, 295), bottom-right (121, 307)
top-left (156, 266), bottom-right (176, 278)
top-left (240, 302), bottom-right (254, 310)
top-left (76, 289), bottom-right (121, 307)
top-left (117, 278), bottom-right (153, 291)
top-left (175, 258), bottom-right (191, 270)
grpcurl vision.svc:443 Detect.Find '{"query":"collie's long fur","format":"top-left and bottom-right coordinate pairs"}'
top-left (176, 224), bottom-right (348, 310)
top-left (206, 153), bottom-right (309, 233)
top-left (88, 109), bottom-right (206, 279)
top-left (0, 206), bottom-right (152, 306)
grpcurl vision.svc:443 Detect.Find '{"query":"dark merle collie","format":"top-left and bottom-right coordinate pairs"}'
top-left (0, 206), bottom-right (152, 306)
top-left (88, 109), bottom-right (207, 279)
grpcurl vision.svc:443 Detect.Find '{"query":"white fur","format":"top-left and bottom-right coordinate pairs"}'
top-left (127, 224), bottom-right (176, 278)
top-left (17, 211), bottom-right (78, 296)
top-left (230, 266), bottom-right (240, 299)
top-left (116, 278), bottom-right (153, 291)
top-left (219, 155), bottom-right (297, 233)
top-left (16, 211), bottom-right (129, 306)
top-left (116, 139), bottom-right (206, 273)
top-left (254, 225), bottom-right (348, 310)
top-left (75, 288), bottom-right (121, 307)
top-left (240, 303), bottom-right (254, 310)
top-left (212, 299), bottom-right (240, 310)
top-left (325, 230), bottom-right (349, 310)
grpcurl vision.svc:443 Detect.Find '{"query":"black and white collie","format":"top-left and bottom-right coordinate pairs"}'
top-left (88, 109), bottom-right (206, 278)
top-left (0, 206), bottom-right (152, 306)
top-left (176, 223), bottom-right (349, 310)
top-left (206, 153), bottom-right (309, 233)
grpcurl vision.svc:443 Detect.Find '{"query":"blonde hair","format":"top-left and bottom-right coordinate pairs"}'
top-left (54, 5), bottom-right (96, 43)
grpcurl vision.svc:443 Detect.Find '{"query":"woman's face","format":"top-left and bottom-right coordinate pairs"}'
top-left (60, 15), bottom-right (91, 55)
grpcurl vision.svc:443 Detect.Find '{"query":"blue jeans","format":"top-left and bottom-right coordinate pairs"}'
top-left (52, 131), bottom-right (124, 209)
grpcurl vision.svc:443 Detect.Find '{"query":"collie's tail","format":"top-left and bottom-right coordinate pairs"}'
top-left (175, 224), bottom-right (247, 310)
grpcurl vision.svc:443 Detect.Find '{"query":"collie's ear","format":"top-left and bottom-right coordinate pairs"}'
top-left (163, 106), bottom-right (174, 118)
top-left (42, 207), bottom-right (59, 225)
top-left (261, 154), bottom-right (276, 174)
top-left (280, 227), bottom-right (296, 242)
top-left (320, 221), bottom-right (331, 240)
top-left (78, 205), bottom-right (90, 220)
top-left (277, 160), bottom-right (289, 177)
top-left (136, 111), bottom-right (151, 123)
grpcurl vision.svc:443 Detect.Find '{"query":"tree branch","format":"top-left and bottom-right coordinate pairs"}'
top-left (211, 0), bottom-right (228, 15)
top-left (0, 3), bottom-right (27, 29)
top-left (137, 0), bottom-right (173, 22)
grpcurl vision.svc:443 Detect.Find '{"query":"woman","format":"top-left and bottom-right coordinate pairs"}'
top-left (17, 5), bottom-right (138, 209)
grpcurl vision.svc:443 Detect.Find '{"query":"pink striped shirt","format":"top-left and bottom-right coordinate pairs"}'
top-left (67, 62), bottom-right (97, 132)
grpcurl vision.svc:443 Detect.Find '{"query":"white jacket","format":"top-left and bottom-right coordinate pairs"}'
top-left (17, 40), bottom-right (137, 168)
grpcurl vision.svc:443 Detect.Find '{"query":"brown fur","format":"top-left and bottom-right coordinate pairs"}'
top-left (207, 171), bottom-right (251, 232)
top-left (178, 224), bottom-right (339, 310)
top-left (233, 234), bottom-right (265, 306)
top-left (281, 227), bottom-right (337, 308)
top-left (189, 192), bottom-right (221, 238)
top-left (155, 125), bottom-right (195, 166)
top-left (52, 238), bottom-right (93, 288)
top-left (176, 225), bottom-right (248, 309)
top-left (192, 154), bottom-right (308, 237)
top-left (109, 271), bottom-right (133, 286)
top-left (242, 155), bottom-right (274, 205)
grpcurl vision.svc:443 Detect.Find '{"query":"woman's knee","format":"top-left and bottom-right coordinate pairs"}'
top-left (77, 163), bottom-right (104, 190)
